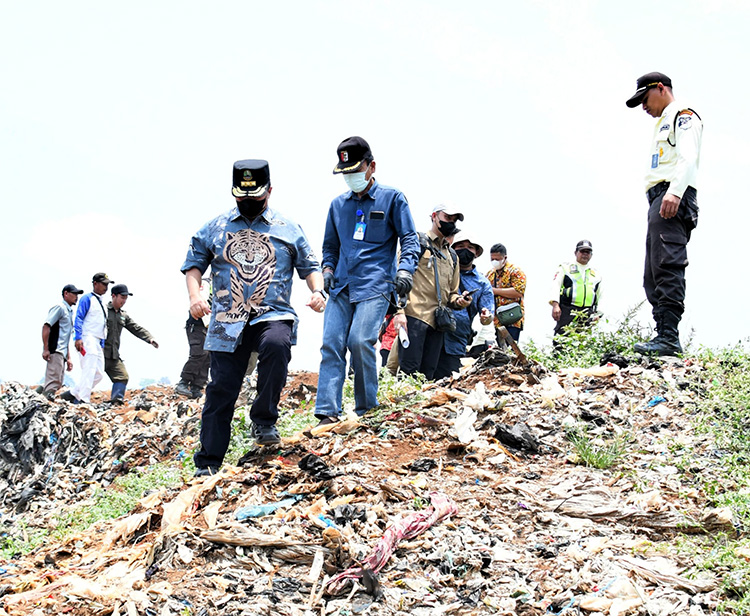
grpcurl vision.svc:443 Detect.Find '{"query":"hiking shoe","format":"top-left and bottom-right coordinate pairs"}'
top-left (303, 416), bottom-right (339, 437)
top-left (175, 381), bottom-right (193, 397)
top-left (190, 386), bottom-right (204, 399)
top-left (194, 466), bottom-right (220, 477)
top-left (252, 423), bottom-right (281, 445)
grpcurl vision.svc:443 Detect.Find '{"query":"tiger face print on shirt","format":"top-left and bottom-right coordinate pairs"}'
top-left (216, 228), bottom-right (276, 323)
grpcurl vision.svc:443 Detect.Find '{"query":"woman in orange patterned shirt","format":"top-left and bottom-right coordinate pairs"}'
top-left (485, 243), bottom-right (527, 343)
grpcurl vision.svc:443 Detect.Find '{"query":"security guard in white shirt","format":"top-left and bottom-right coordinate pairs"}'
top-left (626, 72), bottom-right (703, 356)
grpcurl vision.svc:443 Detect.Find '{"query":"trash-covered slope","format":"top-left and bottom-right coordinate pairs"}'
top-left (0, 357), bottom-right (729, 616)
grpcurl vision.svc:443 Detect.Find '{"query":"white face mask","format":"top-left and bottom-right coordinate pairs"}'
top-left (344, 171), bottom-right (369, 193)
top-left (491, 258), bottom-right (506, 270)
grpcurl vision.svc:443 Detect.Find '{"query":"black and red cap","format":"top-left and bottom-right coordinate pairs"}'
top-left (333, 136), bottom-right (373, 174)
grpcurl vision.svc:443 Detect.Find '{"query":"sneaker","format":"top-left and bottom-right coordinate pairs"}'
top-left (175, 381), bottom-right (193, 397)
top-left (190, 386), bottom-right (204, 399)
top-left (303, 416), bottom-right (339, 437)
top-left (43, 391), bottom-right (56, 402)
top-left (110, 397), bottom-right (124, 406)
top-left (194, 466), bottom-right (220, 477)
top-left (251, 423), bottom-right (281, 445)
top-left (35, 385), bottom-right (44, 394)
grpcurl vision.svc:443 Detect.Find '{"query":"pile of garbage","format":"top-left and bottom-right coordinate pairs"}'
top-left (0, 356), bottom-right (731, 615)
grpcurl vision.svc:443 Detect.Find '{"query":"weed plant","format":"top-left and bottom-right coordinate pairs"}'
top-left (524, 304), bottom-right (651, 370)
top-left (674, 342), bottom-right (750, 614)
top-left (566, 426), bottom-right (629, 469)
top-left (54, 463), bottom-right (184, 536)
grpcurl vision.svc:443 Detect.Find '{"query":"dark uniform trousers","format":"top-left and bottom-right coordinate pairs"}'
top-left (644, 183), bottom-right (698, 321)
top-left (105, 358), bottom-right (129, 384)
top-left (193, 320), bottom-right (292, 469)
top-left (553, 305), bottom-right (595, 338)
top-left (399, 316), bottom-right (444, 380)
top-left (180, 319), bottom-right (210, 389)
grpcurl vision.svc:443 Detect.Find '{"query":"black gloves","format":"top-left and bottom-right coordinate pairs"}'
top-left (394, 270), bottom-right (413, 297)
top-left (323, 270), bottom-right (335, 293)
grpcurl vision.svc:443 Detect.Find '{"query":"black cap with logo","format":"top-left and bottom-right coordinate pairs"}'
top-left (232, 160), bottom-right (271, 199)
top-left (333, 136), bottom-right (373, 174)
top-left (626, 72), bottom-right (672, 108)
top-left (92, 272), bottom-right (114, 284)
top-left (576, 240), bottom-right (593, 251)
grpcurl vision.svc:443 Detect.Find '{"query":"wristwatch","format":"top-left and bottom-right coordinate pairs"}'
top-left (313, 289), bottom-right (328, 300)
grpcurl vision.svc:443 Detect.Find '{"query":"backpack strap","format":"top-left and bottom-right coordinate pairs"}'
top-left (668, 107), bottom-right (701, 147)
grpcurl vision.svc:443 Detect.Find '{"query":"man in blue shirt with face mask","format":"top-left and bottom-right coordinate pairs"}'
top-left (313, 137), bottom-right (420, 429)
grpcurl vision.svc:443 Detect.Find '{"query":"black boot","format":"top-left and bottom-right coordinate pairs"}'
top-left (634, 309), bottom-right (663, 355)
top-left (634, 310), bottom-right (682, 356)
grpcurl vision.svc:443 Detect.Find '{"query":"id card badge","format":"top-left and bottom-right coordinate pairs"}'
top-left (353, 221), bottom-right (366, 240)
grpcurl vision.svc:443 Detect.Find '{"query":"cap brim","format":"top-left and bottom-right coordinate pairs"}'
top-left (332, 159), bottom-right (365, 174)
top-left (626, 87), bottom-right (648, 108)
top-left (232, 184), bottom-right (269, 199)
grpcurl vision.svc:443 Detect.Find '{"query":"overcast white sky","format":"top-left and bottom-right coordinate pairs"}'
top-left (1, 0), bottom-right (748, 389)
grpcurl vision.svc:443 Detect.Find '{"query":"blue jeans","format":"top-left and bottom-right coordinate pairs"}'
top-left (316, 288), bottom-right (390, 417)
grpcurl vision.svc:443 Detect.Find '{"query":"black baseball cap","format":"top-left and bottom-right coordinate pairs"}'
top-left (232, 159), bottom-right (271, 199)
top-left (111, 284), bottom-right (133, 296)
top-left (62, 284), bottom-right (83, 296)
top-left (333, 136), bottom-right (373, 174)
top-left (626, 72), bottom-right (672, 108)
top-left (92, 272), bottom-right (114, 284)
top-left (576, 240), bottom-right (593, 251)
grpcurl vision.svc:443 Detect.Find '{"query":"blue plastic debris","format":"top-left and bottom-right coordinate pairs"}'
top-left (646, 395), bottom-right (666, 408)
top-left (235, 494), bottom-right (304, 520)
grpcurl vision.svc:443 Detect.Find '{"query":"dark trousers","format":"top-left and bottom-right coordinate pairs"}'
top-left (553, 305), bottom-right (595, 337)
top-left (193, 320), bottom-right (292, 468)
top-left (105, 357), bottom-right (129, 384)
top-left (644, 185), bottom-right (697, 320)
top-left (180, 322), bottom-right (210, 389)
top-left (380, 347), bottom-right (390, 368)
top-left (434, 350), bottom-right (462, 380)
top-left (399, 316), bottom-right (444, 380)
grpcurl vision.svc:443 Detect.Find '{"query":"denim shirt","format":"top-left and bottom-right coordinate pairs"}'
top-left (182, 206), bottom-right (320, 352)
top-left (322, 179), bottom-right (419, 302)
top-left (443, 267), bottom-right (495, 356)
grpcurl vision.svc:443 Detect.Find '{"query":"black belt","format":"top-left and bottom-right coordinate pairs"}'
top-left (647, 181), bottom-right (669, 202)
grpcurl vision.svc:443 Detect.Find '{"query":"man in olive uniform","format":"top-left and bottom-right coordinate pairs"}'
top-left (626, 72), bottom-right (703, 355)
top-left (550, 240), bottom-right (602, 342)
top-left (105, 284), bottom-right (159, 404)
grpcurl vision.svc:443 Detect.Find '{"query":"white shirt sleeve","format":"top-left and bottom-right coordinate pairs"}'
top-left (668, 110), bottom-right (703, 199)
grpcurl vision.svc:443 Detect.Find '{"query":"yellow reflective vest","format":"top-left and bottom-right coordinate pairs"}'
top-left (552, 262), bottom-right (602, 309)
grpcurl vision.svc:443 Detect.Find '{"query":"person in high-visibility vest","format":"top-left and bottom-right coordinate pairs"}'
top-left (550, 240), bottom-right (602, 342)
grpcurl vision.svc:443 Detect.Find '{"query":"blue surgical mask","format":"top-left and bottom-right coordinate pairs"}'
top-left (344, 171), bottom-right (369, 193)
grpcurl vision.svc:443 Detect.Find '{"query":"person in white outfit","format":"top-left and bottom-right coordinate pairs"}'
top-left (69, 272), bottom-right (114, 403)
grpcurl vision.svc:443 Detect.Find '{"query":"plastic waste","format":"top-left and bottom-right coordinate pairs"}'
top-left (234, 494), bottom-right (304, 520)
top-left (452, 407), bottom-right (478, 444)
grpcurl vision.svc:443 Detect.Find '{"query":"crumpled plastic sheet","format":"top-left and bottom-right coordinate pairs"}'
top-left (324, 491), bottom-right (458, 595)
